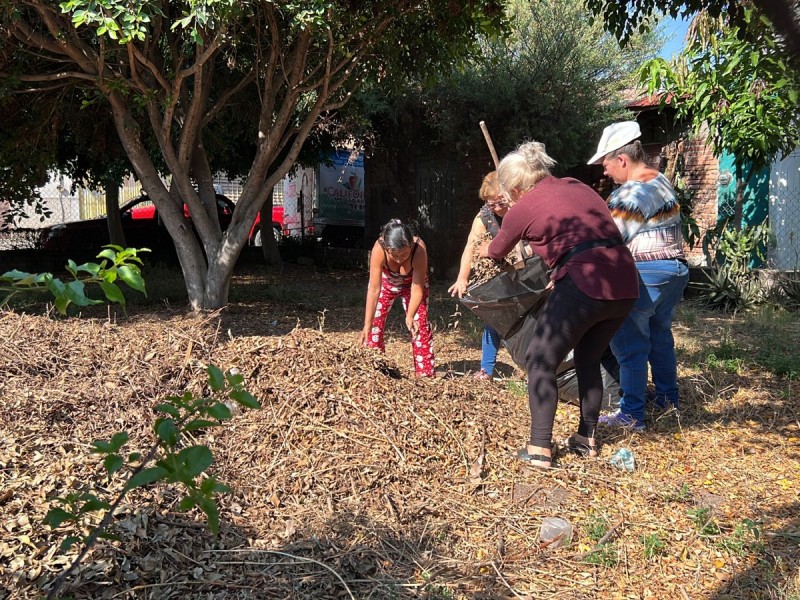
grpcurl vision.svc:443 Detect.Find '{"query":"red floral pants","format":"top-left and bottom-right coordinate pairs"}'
top-left (365, 275), bottom-right (435, 377)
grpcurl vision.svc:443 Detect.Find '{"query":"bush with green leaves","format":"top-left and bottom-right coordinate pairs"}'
top-left (0, 245), bottom-right (148, 314)
top-left (44, 365), bottom-right (261, 600)
top-left (696, 223), bottom-right (773, 312)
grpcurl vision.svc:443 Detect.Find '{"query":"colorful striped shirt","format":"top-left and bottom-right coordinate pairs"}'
top-left (607, 172), bottom-right (685, 262)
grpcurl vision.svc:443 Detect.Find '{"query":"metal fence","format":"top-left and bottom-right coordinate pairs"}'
top-left (690, 153), bottom-right (800, 271)
top-left (769, 150), bottom-right (800, 270)
top-left (15, 175), bottom-right (283, 224)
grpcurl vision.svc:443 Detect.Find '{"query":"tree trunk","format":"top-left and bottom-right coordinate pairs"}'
top-left (733, 164), bottom-right (745, 231)
top-left (104, 184), bottom-right (127, 247)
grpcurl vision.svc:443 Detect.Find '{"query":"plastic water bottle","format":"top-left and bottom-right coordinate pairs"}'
top-left (610, 448), bottom-right (635, 471)
top-left (539, 517), bottom-right (573, 548)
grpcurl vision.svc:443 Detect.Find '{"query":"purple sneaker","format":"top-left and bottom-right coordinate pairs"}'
top-left (598, 410), bottom-right (646, 432)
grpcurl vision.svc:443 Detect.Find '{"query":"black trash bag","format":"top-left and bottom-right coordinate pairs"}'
top-left (501, 313), bottom-right (621, 407)
top-left (552, 347), bottom-right (622, 409)
top-left (459, 255), bottom-right (621, 407)
top-left (459, 256), bottom-right (551, 338)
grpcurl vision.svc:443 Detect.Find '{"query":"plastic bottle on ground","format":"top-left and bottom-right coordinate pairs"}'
top-left (610, 447), bottom-right (635, 471)
top-left (539, 517), bottom-right (573, 548)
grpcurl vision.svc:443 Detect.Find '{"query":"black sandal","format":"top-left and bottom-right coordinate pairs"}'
top-left (563, 435), bottom-right (598, 458)
top-left (516, 444), bottom-right (558, 468)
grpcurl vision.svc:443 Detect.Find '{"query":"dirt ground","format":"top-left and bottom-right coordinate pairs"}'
top-left (1, 263), bottom-right (798, 599)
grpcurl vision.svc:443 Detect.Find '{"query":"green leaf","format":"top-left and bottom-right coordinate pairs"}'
top-left (44, 508), bottom-right (76, 528)
top-left (60, 536), bottom-right (83, 552)
top-left (117, 265), bottom-right (146, 294)
top-left (154, 403), bottom-right (181, 418)
top-left (198, 496), bottom-right (221, 535)
top-left (178, 495), bottom-right (197, 510)
top-left (92, 440), bottom-right (112, 453)
top-left (207, 365), bottom-right (225, 391)
top-left (125, 466), bottom-right (168, 490)
top-left (99, 281), bottom-right (126, 306)
top-left (96, 248), bottom-right (118, 262)
top-left (177, 445), bottom-right (213, 476)
top-left (206, 402), bottom-right (232, 421)
top-left (1, 269), bottom-right (37, 285)
top-left (200, 476), bottom-right (229, 495)
top-left (109, 432), bottom-right (129, 452)
top-left (183, 418), bottom-right (219, 432)
top-left (225, 370), bottom-right (244, 387)
top-left (155, 418), bottom-right (178, 446)
top-left (64, 280), bottom-right (99, 307)
top-left (79, 496), bottom-right (112, 513)
top-left (103, 454), bottom-right (124, 476)
top-left (228, 389), bottom-right (261, 410)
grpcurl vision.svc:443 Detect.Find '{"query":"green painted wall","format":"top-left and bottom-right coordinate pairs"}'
top-left (716, 152), bottom-right (769, 227)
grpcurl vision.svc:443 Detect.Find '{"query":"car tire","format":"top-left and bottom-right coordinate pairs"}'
top-left (252, 227), bottom-right (282, 247)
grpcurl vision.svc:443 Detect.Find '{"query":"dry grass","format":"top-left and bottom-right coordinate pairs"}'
top-left (0, 264), bottom-right (798, 600)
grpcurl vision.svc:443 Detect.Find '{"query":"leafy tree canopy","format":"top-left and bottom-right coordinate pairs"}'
top-left (640, 6), bottom-right (800, 228)
top-left (0, 0), bottom-right (506, 309)
top-left (365, 0), bottom-right (663, 169)
top-left (586, 0), bottom-right (800, 62)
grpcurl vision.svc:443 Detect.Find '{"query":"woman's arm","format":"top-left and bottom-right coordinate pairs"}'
top-left (359, 240), bottom-right (385, 344)
top-left (482, 205), bottom-right (522, 259)
top-left (405, 240), bottom-right (429, 335)
top-left (448, 215), bottom-right (486, 298)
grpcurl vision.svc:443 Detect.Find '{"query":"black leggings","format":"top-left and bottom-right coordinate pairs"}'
top-left (526, 275), bottom-right (635, 447)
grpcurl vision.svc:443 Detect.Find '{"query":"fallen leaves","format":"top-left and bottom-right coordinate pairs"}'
top-left (0, 288), bottom-right (798, 599)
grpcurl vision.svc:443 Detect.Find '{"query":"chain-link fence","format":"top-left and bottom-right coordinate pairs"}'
top-left (769, 150), bottom-right (800, 270)
top-left (695, 151), bottom-right (800, 271)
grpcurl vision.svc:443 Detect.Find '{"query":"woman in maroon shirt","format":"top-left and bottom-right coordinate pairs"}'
top-left (479, 141), bottom-right (638, 468)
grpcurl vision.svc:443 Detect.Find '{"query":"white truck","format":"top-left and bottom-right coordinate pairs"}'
top-left (281, 150), bottom-right (365, 247)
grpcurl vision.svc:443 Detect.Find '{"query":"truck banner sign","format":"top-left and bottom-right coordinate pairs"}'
top-left (317, 150), bottom-right (365, 226)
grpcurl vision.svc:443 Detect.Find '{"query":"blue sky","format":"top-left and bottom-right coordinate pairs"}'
top-left (659, 15), bottom-right (692, 59)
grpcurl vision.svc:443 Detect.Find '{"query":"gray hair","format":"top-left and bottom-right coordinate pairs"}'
top-left (497, 141), bottom-right (557, 195)
top-left (607, 140), bottom-right (647, 163)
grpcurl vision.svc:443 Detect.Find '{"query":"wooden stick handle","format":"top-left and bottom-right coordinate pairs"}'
top-left (479, 121), bottom-right (500, 169)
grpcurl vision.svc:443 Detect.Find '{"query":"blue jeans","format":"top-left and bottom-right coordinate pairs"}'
top-left (610, 259), bottom-right (689, 424)
top-left (481, 325), bottom-right (502, 375)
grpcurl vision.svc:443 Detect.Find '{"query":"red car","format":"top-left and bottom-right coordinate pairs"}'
top-left (249, 205), bottom-right (285, 246)
top-left (41, 193), bottom-right (236, 256)
top-left (125, 198), bottom-right (285, 245)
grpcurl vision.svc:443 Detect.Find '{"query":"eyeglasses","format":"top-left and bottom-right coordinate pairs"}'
top-left (487, 197), bottom-right (508, 209)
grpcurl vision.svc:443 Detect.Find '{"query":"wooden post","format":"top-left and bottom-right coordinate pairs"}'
top-left (479, 121), bottom-right (500, 169)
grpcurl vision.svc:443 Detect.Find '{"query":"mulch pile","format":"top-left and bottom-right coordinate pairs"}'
top-left (468, 232), bottom-right (516, 287)
top-left (1, 301), bottom-right (798, 599)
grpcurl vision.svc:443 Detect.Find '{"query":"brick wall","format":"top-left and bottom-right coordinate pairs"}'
top-left (680, 131), bottom-right (719, 266)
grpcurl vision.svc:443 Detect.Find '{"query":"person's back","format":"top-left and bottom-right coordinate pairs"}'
top-left (492, 175), bottom-right (638, 301)
top-left (480, 140), bottom-right (639, 469)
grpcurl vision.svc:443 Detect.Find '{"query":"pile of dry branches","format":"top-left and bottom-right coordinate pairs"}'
top-left (1, 295), bottom-right (798, 599)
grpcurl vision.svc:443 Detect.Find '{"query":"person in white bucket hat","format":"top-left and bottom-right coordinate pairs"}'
top-left (589, 122), bottom-right (689, 432)
top-left (587, 121), bottom-right (642, 165)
